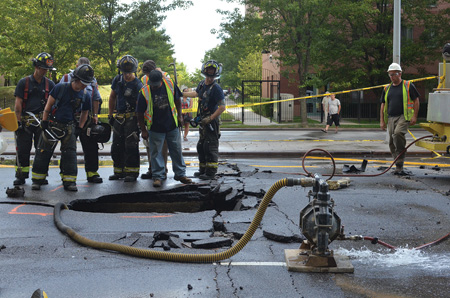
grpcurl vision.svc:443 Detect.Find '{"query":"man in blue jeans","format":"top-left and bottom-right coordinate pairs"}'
top-left (137, 70), bottom-right (192, 187)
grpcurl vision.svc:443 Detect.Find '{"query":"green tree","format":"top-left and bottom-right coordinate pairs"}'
top-left (237, 51), bottom-right (262, 96)
top-left (210, 7), bottom-right (265, 90)
top-left (86, 0), bottom-right (191, 81)
top-left (316, 0), bottom-right (450, 95)
top-left (130, 28), bottom-right (174, 69)
top-left (231, 0), bottom-right (332, 127)
top-left (0, 0), bottom-right (91, 82)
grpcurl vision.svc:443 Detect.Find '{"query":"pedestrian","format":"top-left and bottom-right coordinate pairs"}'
top-left (31, 64), bottom-right (94, 191)
top-left (182, 60), bottom-right (226, 180)
top-left (321, 93), bottom-right (341, 133)
top-left (322, 91), bottom-right (330, 123)
top-left (139, 60), bottom-right (168, 180)
top-left (60, 57), bottom-right (103, 183)
top-left (13, 52), bottom-right (56, 186)
top-left (380, 62), bottom-right (420, 175)
top-left (181, 88), bottom-right (193, 141)
top-left (108, 55), bottom-right (143, 182)
top-left (137, 70), bottom-right (192, 187)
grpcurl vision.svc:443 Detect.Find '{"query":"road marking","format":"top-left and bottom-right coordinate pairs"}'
top-left (216, 262), bottom-right (286, 266)
top-left (251, 157), bottom-right (450, 168)
top-left (8, 204), bottom-right (52, 217)
top-left (251, 139), bottom-right (384, 143)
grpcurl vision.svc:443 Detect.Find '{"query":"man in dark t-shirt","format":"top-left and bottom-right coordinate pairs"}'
top-left (137, 70), bottom-right (192, 188)
top-left (380, 63), bottom-right (420, 175)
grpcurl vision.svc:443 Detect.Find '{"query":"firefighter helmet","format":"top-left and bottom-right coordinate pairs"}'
top-left (201, 60), bottom-right (222, 78)
top-left (72, 64), bottom-right (94, 85)
top-left (87, 122), bottom-right (111, 143)
top-left (32, 52), bottom-right (56, 70)
top-left (117, 55), bottom-right (138, 73)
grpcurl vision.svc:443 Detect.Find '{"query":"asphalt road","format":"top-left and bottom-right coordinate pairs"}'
top-left (0, 129), bottom-right (449, 297)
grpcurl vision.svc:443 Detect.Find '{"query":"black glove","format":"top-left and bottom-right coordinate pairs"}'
top-left (74, 126), bottom-right (82, 137)
top-left (108, 115), bottom-right (115, 126)
top-left (40, 120), bottom-right (49, 130)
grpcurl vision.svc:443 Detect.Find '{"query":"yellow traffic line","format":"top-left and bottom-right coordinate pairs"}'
top-left (303, 156), bottom-right (450, 167)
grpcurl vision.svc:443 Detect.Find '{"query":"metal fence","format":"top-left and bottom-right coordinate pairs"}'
top-left (2, 88), bottom-right (429, 125)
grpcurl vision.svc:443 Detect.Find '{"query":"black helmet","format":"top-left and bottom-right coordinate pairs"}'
top-left (32, 52), bottom-right (56, 70)
top-left (117, 55), bottom-right (138, 73)
top-left (72, 64), bottom-right (94, 85)
top-left (201, 60), bottom-right (222, 78)
top-left (87, 122), bottom-right (111, 143)
top-left (443, 43), bottom-right (450, 60)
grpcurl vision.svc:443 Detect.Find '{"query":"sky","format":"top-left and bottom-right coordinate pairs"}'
top-left (121, 0), bottom-right (244, 73)
top-left (161, 0), bottom-right (244, 72)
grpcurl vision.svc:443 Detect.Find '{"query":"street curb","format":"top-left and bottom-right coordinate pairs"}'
top-left (1, 150), bottom-right (434, 158)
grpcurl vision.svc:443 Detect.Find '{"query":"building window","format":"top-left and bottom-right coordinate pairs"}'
top-left (427, 0), bottom-right (437, 7)
top-left (401, 26), bottom-right (413, 41)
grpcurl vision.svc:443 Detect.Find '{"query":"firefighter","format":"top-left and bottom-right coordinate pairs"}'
top-left (60, 57), bottom-right (103, 183)
top-left (183, 60), bottom-right (225, 180)
top-left (31, 64), bottom-right (94, 191)
top-left (13, 52), bottom-right (56, 186)
top-left (108, 55), bottom-right (143, 182)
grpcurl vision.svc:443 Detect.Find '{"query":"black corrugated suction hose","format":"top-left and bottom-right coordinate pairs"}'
top-left (54, 178), bottom-right (295, 262)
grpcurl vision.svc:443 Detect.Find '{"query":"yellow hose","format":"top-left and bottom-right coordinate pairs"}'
top-left (54, 178), bottom-right (293, 262)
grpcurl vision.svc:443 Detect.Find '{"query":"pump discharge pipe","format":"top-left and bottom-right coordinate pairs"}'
top-left (54, 178), bottom-right (316, 262)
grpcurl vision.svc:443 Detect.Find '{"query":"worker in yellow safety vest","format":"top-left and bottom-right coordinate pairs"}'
top-left (137, 70), bottom-right (192, 188)
top-left (380, 62), bottom-right (420, 175)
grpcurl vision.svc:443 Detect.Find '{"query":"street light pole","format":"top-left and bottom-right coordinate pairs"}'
top-left (393, 0), bottom-right (401, 64)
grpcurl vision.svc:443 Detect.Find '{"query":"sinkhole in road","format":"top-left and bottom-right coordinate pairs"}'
top-left (69, 184), bottom-right (243, 213)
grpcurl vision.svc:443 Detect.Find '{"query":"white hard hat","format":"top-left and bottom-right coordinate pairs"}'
top-left (387, 63), bottom-right (402, 72)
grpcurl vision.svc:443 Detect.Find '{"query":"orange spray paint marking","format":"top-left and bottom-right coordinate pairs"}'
top-left (50, 186), bottom-right (64, 192)
top-left (8, 204), bottom-right (52, 217)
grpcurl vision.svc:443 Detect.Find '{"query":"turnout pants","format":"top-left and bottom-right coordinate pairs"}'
top-left (15, 123), bottom-right (41, 179)
top-left (111, 115), bottom-right (140, 177)
top-left (79, 130), bottom-right (100, 178)
top-left (197, 119), bottom-right (220, 176)
top-left (32, 122), bottom-right (77, 184)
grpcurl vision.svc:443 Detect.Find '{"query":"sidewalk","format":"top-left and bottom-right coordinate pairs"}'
top-left (0, 128), bottom-right (437, 159)
top-left (225, 98), bottom-right (278, 126)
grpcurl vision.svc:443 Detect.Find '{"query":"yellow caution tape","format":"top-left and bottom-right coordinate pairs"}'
top-left (97, 76), bottom-right (440, 117)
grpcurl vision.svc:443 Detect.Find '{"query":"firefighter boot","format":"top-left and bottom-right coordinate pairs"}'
top-left (63, 182), bottom-right (78, 191)
top-left (194, 167), bottom-right (206, 178)
top-left (199, 168), bottom-right (216, 180)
